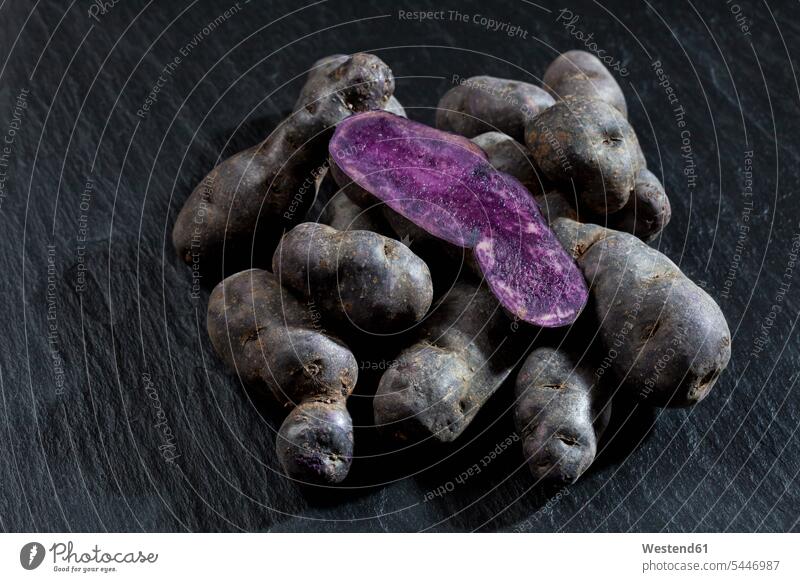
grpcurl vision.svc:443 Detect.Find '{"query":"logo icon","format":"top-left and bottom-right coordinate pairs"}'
top-left (20, 542), bottom-right (45, 570)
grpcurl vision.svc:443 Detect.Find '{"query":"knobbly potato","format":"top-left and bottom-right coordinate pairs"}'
top-left (515, 347), bottom-right (611, 484)
top-left (272, 222), bottom-right (433, 335)
top-left (601, 168), bottom-right (671, 242)
top-left (436, 76), bottom-right (555, 142)
top-left (525, 96), bottom-right (644, 214)
top-left (173, 53), bottom-right (394, 278)
top-left (207, 269), bottom-right (358, 484)
top-left (543, 50), bottom-right (628, 116)
top-left (552, 215), bottom-right (731, 407)
top-left (374, 280), bottom-right (529, 443)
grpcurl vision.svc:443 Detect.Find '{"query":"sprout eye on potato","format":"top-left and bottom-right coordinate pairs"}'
top-left (182, 51), bottom-right (731, 489)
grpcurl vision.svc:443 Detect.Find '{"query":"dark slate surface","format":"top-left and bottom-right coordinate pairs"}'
top-left (0, 0), bottom-right (798, 532)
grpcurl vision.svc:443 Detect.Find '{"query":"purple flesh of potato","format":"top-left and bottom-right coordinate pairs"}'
top-left (328, 111), bottom-right (588, 327)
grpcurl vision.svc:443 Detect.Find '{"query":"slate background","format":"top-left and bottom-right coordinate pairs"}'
top-left (0, 0), bottom-right (798, 532)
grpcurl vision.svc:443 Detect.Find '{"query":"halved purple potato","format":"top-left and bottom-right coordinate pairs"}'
top-left (329, 111), bottom-right (588, 327)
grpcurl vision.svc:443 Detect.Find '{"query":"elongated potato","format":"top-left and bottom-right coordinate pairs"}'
top-left (173, 53), bottom-right (394, 278)
top-left (272, 223), bottom-right (433, 335)
top-left (436, 76), bottom-right (555, 142)
top-left (515, 347), bottom-right (611, 484)
top-left (374, 280), bottom-right (529, 443)
top-left (207, 269), bottom-right (358, 484)
top-left (543, 50), bottom-right (628, 116)
top-left (551, 216), bottom-right (731, 407)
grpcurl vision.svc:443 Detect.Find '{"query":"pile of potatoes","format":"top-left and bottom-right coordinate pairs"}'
top-left (174, 51), bottom-right (731, 486)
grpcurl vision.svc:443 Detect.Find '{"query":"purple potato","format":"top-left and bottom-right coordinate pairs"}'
top-left (207, 269), bottom-right (358, 484)
top-left (436, 76), bottom-right (555, 142)
top-left (329, 110), bottom-right (588, 328)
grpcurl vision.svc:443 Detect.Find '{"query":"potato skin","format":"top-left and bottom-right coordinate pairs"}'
top-left (544, 50), bottom-right (628, 117)
top-left (552, 217), bottom-right (732, 407)
top-left (515, 347), bottom-right (611, 484)
top-left (602, 168), bottom-right (671, 242)
top-left (384, 95), bottom-right (407, 118)
top-left (321, 190), bottom-right (395, 234)
top-left (471, 131), bottom-right (544, 196)
top-left (436, 76), bottom-right (555, 142)
top-left (173, 53), bottom-right (394, 278)
top-left (272, 223), bottom-right (433, 335)
top-left (206, 269), bottom-right (358, 484)
top-left (374, 281), bottom-right (529, 443)
top-left (525, 97), bottom-right (644, 214)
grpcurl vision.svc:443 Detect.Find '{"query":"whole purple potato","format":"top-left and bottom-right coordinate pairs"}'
top-left (207, 269), bottom-right (357, 484)
top-left (551, 215), bottom-right (731, 407)
top-left (436, 76), bottom-right (555, 142)
top-left (515, 347), bottom-right (611, 484)
top-left (374, 280), bottom-right (529, 443)
top-left (273, 223), bottom-right (433, 335)
top-left (525, 97), bottom-right (644, 214)
top-left (543, 50), bottom-right (628, 117)
top-left (173, 53), bottom-right (394, 278)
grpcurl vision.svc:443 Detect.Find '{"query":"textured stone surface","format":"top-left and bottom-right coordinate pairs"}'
top-left (0, 0), bottom-right (798, 532)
